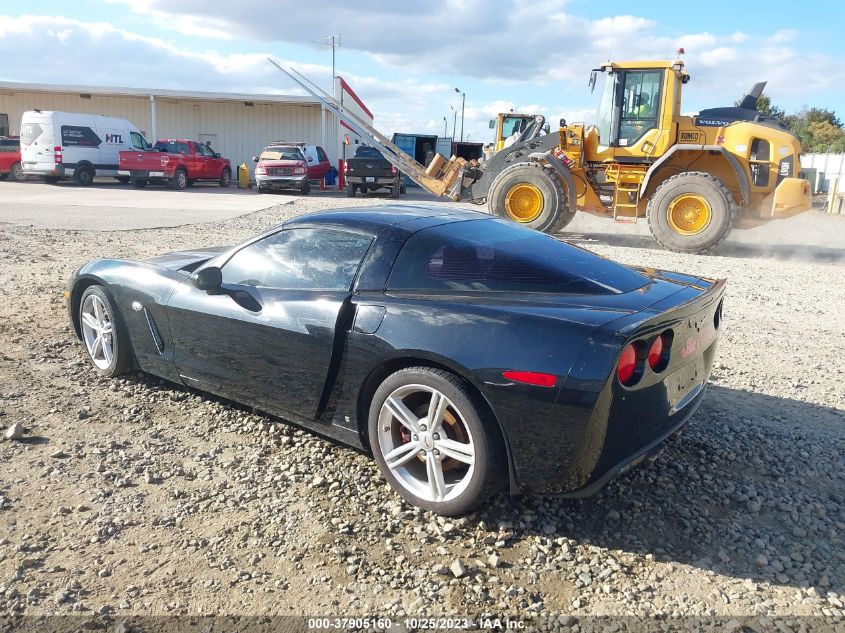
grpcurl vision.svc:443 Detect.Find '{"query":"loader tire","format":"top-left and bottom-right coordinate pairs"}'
top-left (488, 162), bottom-right (569, 233)
top-left (646, 172), bottom-right (735, 254)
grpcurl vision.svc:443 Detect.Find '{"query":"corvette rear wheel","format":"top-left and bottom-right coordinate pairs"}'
top-left (368, 367), bottom-right (505, 515)
top-left (79, 286), bottom-right (132, 377)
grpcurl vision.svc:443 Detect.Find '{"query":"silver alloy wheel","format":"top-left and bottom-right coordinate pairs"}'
top-left (377, 384), bottom-right (476, 503)
top-left (80, 294), bottom-right (115, 370)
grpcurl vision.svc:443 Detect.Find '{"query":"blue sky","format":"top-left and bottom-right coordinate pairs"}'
top-left (2, 0), bottom-right (843, 141)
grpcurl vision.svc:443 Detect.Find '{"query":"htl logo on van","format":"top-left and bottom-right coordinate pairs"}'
top-left (105, 134), bottom-right (123, 144)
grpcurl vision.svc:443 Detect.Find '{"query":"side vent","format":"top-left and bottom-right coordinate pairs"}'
top-left (143, 308), bottom-right (164, 354)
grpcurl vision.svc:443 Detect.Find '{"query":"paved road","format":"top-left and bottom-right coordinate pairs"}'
top-left (0, 179), bottom-right (294, 230)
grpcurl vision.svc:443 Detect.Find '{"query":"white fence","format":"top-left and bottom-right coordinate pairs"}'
top-left (800, 153), bottom-right (845, 193)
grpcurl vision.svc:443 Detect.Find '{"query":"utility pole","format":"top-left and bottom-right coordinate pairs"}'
top-left (454, 87), bottom-right (465, 142)
top-left (443, 117), bottom-right (447, 137)
top-left (324, 35), bottom-right (341, 80)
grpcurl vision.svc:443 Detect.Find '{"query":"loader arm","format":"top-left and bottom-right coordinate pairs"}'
top-left (268, 59), bottom-right (467, 200)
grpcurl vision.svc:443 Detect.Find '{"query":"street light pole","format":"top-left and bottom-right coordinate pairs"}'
top-left (443, 117), bottom-right (447, 138)
top-left (450, 106), bottom-right (457, 140)
top-left (454, 87), bottom-right (465, 142)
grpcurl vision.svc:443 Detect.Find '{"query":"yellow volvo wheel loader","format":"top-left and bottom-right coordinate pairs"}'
top-left (272, 58), bottom-right (811, 254)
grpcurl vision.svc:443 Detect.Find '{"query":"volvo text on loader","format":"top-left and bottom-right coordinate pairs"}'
top-left (273, 58), bottom-right (811, 254)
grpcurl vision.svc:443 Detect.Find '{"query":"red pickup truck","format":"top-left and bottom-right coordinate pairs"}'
top-left (0, 136), bottom-right (23, 181)
top-left (118, 139), bottom-right (232, 189)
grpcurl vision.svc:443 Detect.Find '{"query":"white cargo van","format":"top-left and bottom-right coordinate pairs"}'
top-left (20, 111), bottom-right (149, 185)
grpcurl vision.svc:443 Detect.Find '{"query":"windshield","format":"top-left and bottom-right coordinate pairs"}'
top-left (595, 71), bottom-right (619, 146)
top-left (261, 147), bottom-right (304, 161)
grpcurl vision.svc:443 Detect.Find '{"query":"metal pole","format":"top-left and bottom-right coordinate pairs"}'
top-left (149, 94), bottom-right (157, 141)
top-left (460, 92), bottom-right (465, 142)
top-left (443, 117), bottom-right (447, 137)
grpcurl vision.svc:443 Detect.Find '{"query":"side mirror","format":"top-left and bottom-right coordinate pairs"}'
top-left (213, 152), bottom-right (221, 158)
top-left (190, 266), bottom-right (222, 291)
top-left (488, 119), bottom-right (495, 129)
top-left (559, 118), bottom-right (567, 128)
top-left (252, 156), bottom-right (259, 162)
top-left (307, 156), bottom-right (314, 162)
top-left (543, 123), bottom-right (551, 134)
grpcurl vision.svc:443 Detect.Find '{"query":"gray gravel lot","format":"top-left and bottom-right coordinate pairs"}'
top-left (0, 192), bottom-right (843, 628)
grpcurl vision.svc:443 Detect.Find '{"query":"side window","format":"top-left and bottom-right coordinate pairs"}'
top-left (196, 143), bottom-right (213, 157)
top-left (316, 146), bottom-right (328, 162)
top-left (0, 114), bottom-right (9, 137)
top-left (221, 228), bottom-right (373, 290)
top-left (177, 143), bottom-right (190, 155)
top-left (130, 131), bottom-right (149, 150)
top-left (501, 117), bottom-right (526, 138)
top-left (618, 70), bottom-right (662, 147)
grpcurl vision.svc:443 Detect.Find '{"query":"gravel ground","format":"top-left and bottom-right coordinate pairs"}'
top-left (0, 194), bottom-right (843, 629)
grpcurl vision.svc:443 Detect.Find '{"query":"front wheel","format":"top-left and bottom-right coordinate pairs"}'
top-left (346, 183), bottom-right (356, 197)
top-left (646, 172), bottom-right (735, 253)
top-left (368, 367), bottom-right (506, 515)
top-left (300, 180), bottom-right (310, 195)
top-left (131, 177), bottom-right (147, 189)
top-left (219, 168), bottom-right (231, 188)
top-left (78, 286), bottom-right (132, 377)
top-left (488, 162), bottom-right (569, 233)
top-left (9, 162), bottom-right (25, 182)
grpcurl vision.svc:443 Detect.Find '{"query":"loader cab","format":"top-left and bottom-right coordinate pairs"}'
top-left (490, 113), bottom-right (549, 152)
top-left (590, 61), bottom-right (687, 161)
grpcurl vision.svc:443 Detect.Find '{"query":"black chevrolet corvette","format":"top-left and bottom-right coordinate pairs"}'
top-left (67, 206), bottom-right (725, 515)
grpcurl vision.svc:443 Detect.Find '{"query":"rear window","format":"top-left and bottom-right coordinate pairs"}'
top-left (260, 147), bottom-right (304, 161)
top-left (154, 141), bottom-right (190, 154)
top-left (355, 146), bottom-right (383, 158)
top-left (388, 219), bottom-right (649, 295)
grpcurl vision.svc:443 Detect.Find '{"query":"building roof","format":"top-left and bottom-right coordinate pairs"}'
top-left (0, 80), bottom-right (320, 106)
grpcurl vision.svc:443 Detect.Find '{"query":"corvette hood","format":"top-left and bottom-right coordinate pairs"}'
top-left (144, 246), bottom-right (229, 272)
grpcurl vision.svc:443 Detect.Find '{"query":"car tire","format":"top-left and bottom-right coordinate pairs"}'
top-left (646, 172), bottom-right (735, 254)
top-left (368, 366), bottom-right (506, 516)
top-left (9, 162), bottom-right (25, 182)
top-left (74, 165), bottom-right (95, 187)
top-left (44, 175), bottom-right (59, 184)
top-left (257, 185), bottom-right (267, 194)
top-left (301, 181), bottom-right (310, 195)
top-left (400, 181), bottom-right (407, 195)
top-left (346, 183), bottom-right (356, 197)
top-left (390, 183), bottom-right (400, 198)
top-left (0, 173), bottom-right (6, 180)
top-left (488, 162), bottom-right (569, 233)
top-left (219, 168), bottom-right (231, 188)
top-left (170, 169), bottom-right (188, 190)
top-left (78, 285), bottom-right (133, 378)
top-left (131, 177), bottom-right (147, 189)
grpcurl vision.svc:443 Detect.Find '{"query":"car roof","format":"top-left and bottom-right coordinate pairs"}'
top-left (284, 205), bottom-right (489, 234)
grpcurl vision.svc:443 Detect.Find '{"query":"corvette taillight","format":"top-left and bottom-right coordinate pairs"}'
top-left (502, 370), bottom-right (556, 388)
top-left (617, 342), bottom-right (643, 386)
top-left (648, 330), bottom-right (673, 373)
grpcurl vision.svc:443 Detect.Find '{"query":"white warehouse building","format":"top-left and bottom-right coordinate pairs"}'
top-left (0, 77), bottom-right (372, 173)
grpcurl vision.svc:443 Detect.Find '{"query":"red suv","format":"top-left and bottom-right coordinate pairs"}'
top-left (253, 144), bottom-right (311, 194)
top-left (0, 136), bottom-right (23, 181)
